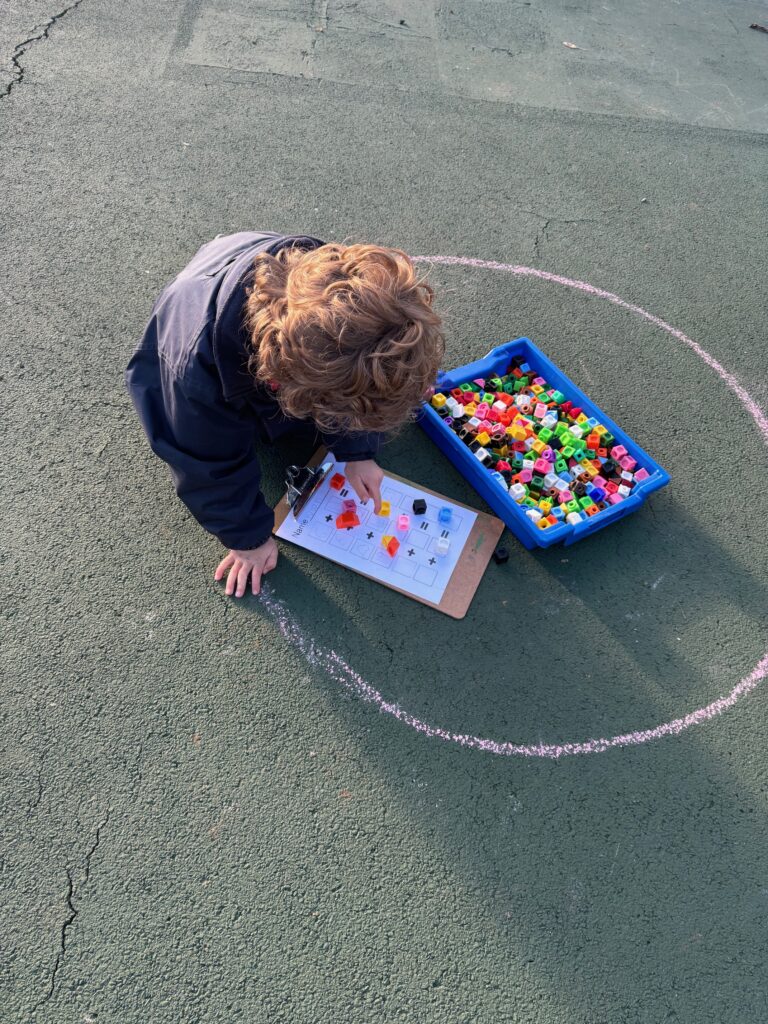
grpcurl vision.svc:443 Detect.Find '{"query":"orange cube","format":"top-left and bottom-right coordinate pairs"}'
top-left (336, 511), bottom-right (360, 529)
top-left (329, 473), bottom-right (345, 491)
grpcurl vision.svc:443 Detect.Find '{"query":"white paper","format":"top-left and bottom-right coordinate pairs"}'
top-left (275, 460), bottom-right (477, 604)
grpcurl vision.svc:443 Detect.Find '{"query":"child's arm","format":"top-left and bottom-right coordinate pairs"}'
top-left (321, 430), bottom-right (385, 511)
top-left (127, 355), bottom-right (276, 558)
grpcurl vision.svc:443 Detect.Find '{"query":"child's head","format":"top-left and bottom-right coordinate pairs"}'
top-left (245, 242), bottom-right (444, 434)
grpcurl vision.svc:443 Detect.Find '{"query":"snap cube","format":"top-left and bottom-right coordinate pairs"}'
top-left (438, 507), bottom-right (452, 525)
top-left (336, 511), bottom-right (360, 529)
top-left (492, 545), bottom-right (510, 564)
top-left (397, 514), bottom-right (410, 531)
top-left (435, 537), bottom-right (450, 556)
top-left (342, 498), bottom-right (357, 512)
top-left (329, 473), bottom-right (345, 491)
top-left (377, 500), bottom-right (391, 517)
top-left (412, 498), bottom-right (427, 515)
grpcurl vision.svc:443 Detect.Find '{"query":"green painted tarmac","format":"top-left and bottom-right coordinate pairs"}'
top-left (2, 1), bottom-right (768, 1021)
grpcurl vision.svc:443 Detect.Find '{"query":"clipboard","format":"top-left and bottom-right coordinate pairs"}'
top-left (273, 449), bottom-right (504, 619)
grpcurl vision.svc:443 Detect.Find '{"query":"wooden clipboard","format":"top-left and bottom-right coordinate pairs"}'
top-left (273, 449), bottom-right (504, 619)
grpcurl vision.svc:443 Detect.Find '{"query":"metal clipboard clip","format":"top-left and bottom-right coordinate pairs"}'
top-left (285, 461), bottom-right (334, 518)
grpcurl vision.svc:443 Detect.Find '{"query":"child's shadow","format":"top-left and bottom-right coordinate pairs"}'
top-left (249, 429), bottom-right (766, 745)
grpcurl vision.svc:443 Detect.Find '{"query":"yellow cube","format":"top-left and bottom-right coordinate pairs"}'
top-left (576, 413), bottom-right (588, 424)
top-left (539, 500), bottom-right (552, 514)
top-left (431, 393), bottom-right (447, 409)
top-left (476, 431), bottom-right (490, 446)
top-left (594, 424), bottom-right (607, 436)
top-left (377, 501), bottom-right (391, 517)
top-left (464, 402), bottom-right (477, 416)
top-left (530, 384), bottom-right (544, 395)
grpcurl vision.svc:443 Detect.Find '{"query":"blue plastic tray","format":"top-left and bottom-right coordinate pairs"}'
top-left (418, 337), bottom-right (670, 549)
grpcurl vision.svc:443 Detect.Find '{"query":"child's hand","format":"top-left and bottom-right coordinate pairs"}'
top-left (214, 537), bottom-right (279, 597)
top-left (345, 459), bottom-right (384, 513)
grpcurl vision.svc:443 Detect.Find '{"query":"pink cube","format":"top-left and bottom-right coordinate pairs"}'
top-left (397, 514), bottom-right (410, 531)
top-left (620, 456), bottom-right (637, 471)
top-left (342, 498), bottom-right (357, 512)
top-left (534, 402), bottom-right (548, 419)
top-left (608, 493), bottom-right (624, 505)
top-left (634, 467), bottom-right (650, 482)
top-left (593, 475), bottom-right (607, 487)
top-left (561, 490), bottom-right (573, 502)
top-left (534, 458), bottom-right (550, 474)
top-left (476, 403), bottom-right (489, 418)
top-left (611, 444), bottom-right (628, 460)
top-left (519, 469), bottom-right (533, 483)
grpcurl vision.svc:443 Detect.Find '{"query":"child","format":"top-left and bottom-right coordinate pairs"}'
top-left (126, 231), bottom-right (445, 598)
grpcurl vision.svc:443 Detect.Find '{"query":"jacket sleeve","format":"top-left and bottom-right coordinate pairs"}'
top-left (126, 347), bottom-right (275, 551)
top-left (320, 429), bottom-right (386, 463)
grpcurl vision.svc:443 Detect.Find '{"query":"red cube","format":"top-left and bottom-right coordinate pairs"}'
top-left (329, 473), bottom-right (345, 491)
top-left (336, 511), bottom-right (360, 529)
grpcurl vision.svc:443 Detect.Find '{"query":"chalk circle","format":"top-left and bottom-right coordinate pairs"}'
top-left (262, 256), bottom-right (768, 758)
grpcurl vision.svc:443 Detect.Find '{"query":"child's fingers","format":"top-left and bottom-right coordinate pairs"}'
top-left (214, 552), bottom-right (235, 580)
top-left (367, 481), bottom-right (383, 514)
top-left (235, 563), bottom-right (250, 598)
top-left (225, 561), bottom-right (241, 595)
top-left (251, 564), bottom-right (263, 595)
top-left (263, 551), bottom-right (279, 573)
top-left (350, 481), bottom-right (368, 504)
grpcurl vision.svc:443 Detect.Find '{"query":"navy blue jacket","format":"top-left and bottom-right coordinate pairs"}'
top-left (126, 232), bottom-right (383, 550)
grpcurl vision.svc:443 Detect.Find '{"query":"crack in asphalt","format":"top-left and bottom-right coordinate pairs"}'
top-left (1, 1), bottom-right (85, 103)
top-left (33, 806), bottom-right (110, 1010)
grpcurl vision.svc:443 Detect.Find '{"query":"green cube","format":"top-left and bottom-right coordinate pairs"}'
top-left (566, 499), bottom-right (580, 513)
top-left (539, 427), bottom-right (553, 443)
top-left (551, 390), bottom-right (566, 404)
top-left (579, 496), bottom-right (593, 510)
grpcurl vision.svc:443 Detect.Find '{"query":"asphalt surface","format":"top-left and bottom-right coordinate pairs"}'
top-left (2, 1), bottom-right (768, 1021)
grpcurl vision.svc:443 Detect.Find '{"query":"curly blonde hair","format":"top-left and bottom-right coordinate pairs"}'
top-left (244, 242), bottom-right (444, 435)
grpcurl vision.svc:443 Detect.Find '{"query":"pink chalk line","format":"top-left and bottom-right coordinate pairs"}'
top-left (413, 256), bottom-right (768, 444)
top-left (259, 257), bottom-right (768, 757)
top-left (259, 584), bottom-right (768, 759)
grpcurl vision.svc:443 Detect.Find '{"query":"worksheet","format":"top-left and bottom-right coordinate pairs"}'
top-left (275, 460), bottom-right (478, 604)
